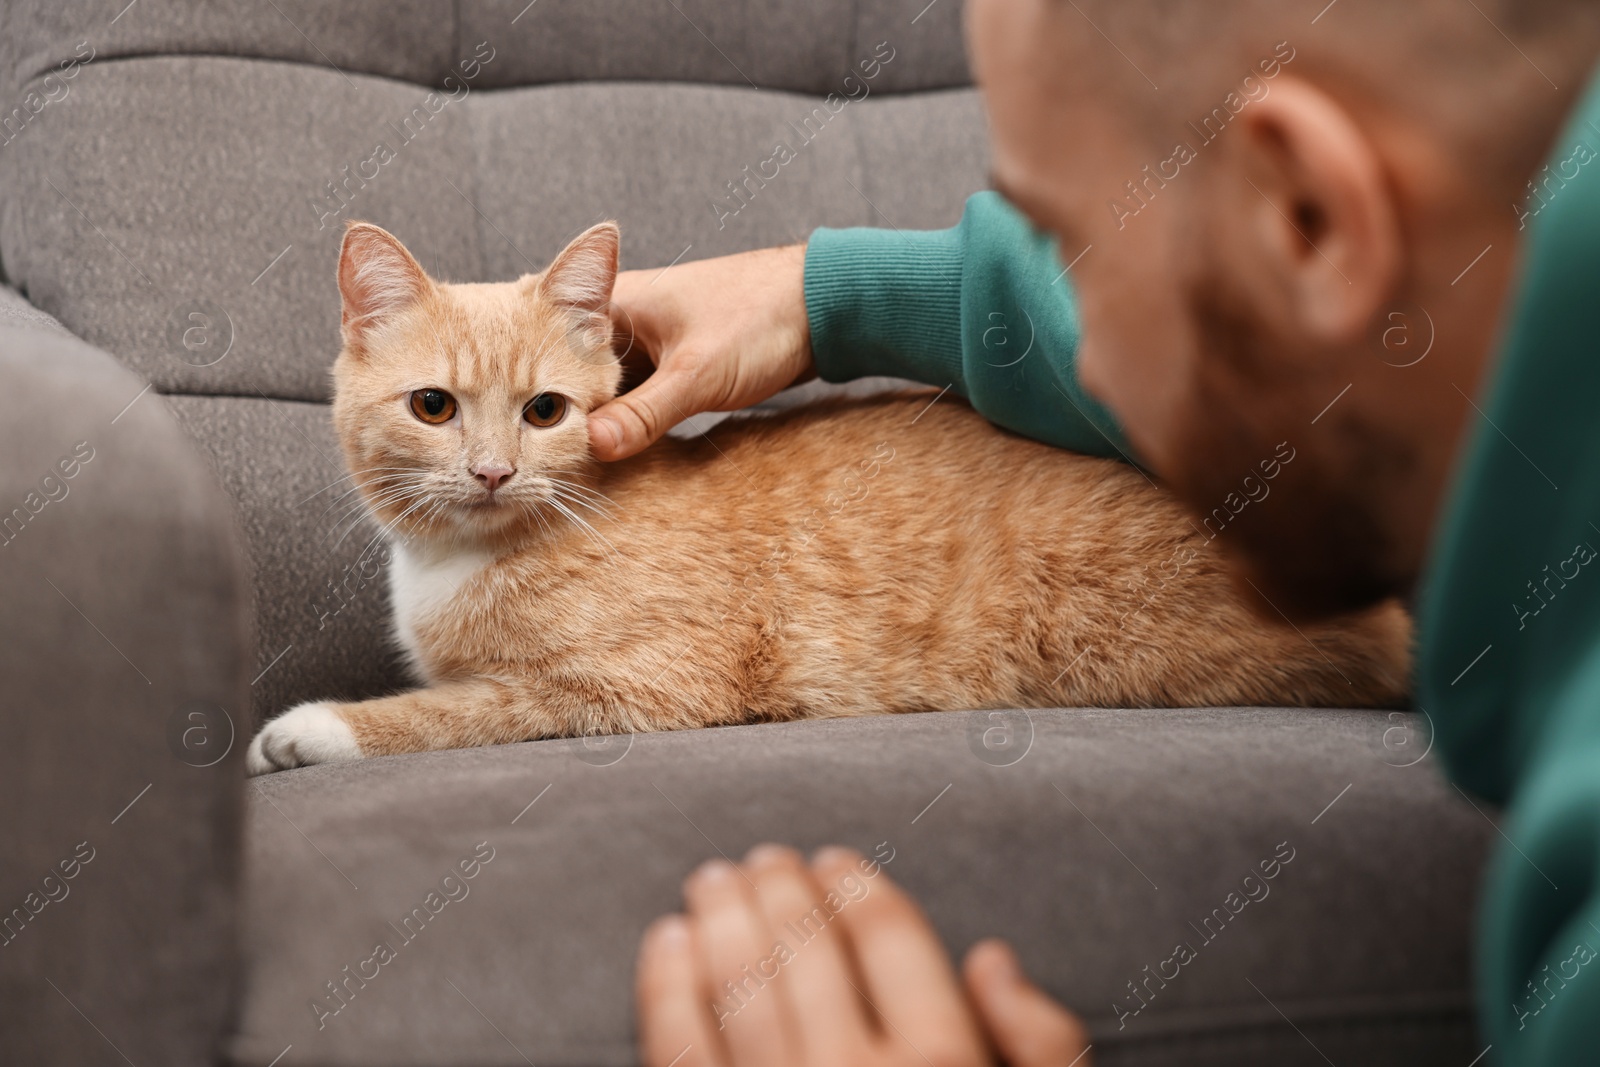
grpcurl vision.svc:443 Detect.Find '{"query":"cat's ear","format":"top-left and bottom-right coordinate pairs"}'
top-left (538, 222), bottom-right (619, 317)
top-left (338, 222), bottom-right (434, 341)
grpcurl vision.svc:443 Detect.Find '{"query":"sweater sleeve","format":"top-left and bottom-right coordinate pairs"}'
top-left (803, 191), bottom-right (1134, 462)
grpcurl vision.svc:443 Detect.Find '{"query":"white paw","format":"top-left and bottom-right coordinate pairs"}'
top-left (247, 702), bottom-right (363, 775)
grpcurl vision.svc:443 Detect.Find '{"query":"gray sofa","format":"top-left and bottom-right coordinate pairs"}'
top-left (0, 2), bottom-right (1495, 1064)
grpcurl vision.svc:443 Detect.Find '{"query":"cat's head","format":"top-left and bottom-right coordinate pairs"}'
top-left (331, 221), bottom-right (622, 546)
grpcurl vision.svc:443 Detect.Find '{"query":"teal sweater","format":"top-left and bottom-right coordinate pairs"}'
top-left (804, 76), bottom-right (1600, 1065)
top-left (804, 193), bottom-right (1131, 463)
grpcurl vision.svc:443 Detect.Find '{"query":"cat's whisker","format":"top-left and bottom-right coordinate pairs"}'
top-left (330, 473), bottom-right (623, 555)
top-left (337, 470), bottom-right (433, 499)
top-left (299, 473), bottom-right (365, 507)
top-left (337, 480), bottom-right (429, 512)
top-left (329, 514), bottom-right (387, 553)
top-left (545, 497), bottom-right (617, 556)
top-left (332, 487), bottom-right (434, 551)
top-left (355, 493), bottom-right (439, 561)
top-left (301, 466), bottom-right (432, 508)
top-left (325, 483), bottom-right (430, 537)
top-left (548, 479), bottom-right (617, 511)
top-left (326, 490), bottom-right (411, 525)
top-left (547, 484), bottom-right (617, 521)
top-left (320, 475), bottom-right (433, 522)
top-left (514, 494), bottom-right (555, 544)
top-left (415, 499), bottom-right (451, 545)
top-left (324, 479), bottom-right (394, 509)
top-left (542, 468), bottom-right (619, 506)
top-left (544, 475), bottom-right (619, 515)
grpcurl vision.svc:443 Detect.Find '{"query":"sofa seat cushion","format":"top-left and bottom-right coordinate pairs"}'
top-left (234, 707), bottom-right (1492, 1067)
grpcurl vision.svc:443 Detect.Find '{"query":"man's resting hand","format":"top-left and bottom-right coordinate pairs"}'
top-left (635, 844), bottom-right (1091, 1067)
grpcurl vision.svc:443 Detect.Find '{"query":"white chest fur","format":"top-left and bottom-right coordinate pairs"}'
top-left (388, 540), bottom-right (495, 680)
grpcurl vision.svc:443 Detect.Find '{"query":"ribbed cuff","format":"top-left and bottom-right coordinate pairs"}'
top-left (803, 223), bottom-right (966, 389)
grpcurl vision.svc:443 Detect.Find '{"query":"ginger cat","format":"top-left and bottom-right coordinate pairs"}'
top-left (245, 221), bottom-right (1411, 774)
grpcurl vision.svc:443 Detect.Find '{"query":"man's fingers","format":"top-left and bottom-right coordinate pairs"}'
top-left (588, 362), bottom-right (702, 461)
top-left (810, 849), bottom-right (988, 1062)
top-left (964, 940), bottom-right (1091, 1067)
top-left (743, 845), bottom-right (877, 1061)
top-left (636, 915), bottom-right (730, 1067)
top-left (684, 860), bottom-right (803, 1067)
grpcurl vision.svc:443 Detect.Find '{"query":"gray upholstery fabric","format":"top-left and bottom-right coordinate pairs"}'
top-left (0, 324), bottom-right (251, 1066)
top-left (234, 709), bottom-right (1491, 1067)
top-left (0, 282), bottom-right (69, 335)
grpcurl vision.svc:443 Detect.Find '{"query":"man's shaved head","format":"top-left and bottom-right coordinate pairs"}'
top-left (1048, 0), bottom-right (1600, 194)
top-left (968, 0), bottom-right (1600, 617)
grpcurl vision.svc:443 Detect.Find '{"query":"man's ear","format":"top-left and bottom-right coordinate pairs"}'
top-left (536, 222), bottom-right (620, 347)
top-left (1235, 77), bottom-right (1401, 343)
top-left (338, 222), bottom-right (433, 343)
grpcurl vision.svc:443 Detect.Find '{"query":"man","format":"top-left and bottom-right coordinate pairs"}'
top-left (599, 1), bottom-right (1600, 1063)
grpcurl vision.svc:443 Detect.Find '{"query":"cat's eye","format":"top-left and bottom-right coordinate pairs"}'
top-left (409, 389), bottom-right (457, 425)
top-left (524, 393), bottom-right (567, 428)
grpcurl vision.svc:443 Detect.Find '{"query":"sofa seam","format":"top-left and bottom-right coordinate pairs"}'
top-left (21, 48), bottom-right (434, 91)
top-left (20, 48), bottom-right (964, 97)
top-left (20, 50), bottom-right (982, 101)
top-left (155, 389), bottom-right (330, 406)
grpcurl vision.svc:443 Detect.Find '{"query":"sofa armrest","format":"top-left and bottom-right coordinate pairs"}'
top-left (0, 315), bottom-right (251, 1066)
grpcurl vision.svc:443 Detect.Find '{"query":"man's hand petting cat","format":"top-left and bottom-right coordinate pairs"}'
top-left (246, 702), bottom-right (362, 775)
top-left (590, 243), bottom-right (814, 461)
top-left (636, 845), bottom-right (1090, 1067)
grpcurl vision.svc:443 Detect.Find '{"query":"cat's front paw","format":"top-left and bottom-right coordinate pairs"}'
top-left (247, 702), bottom-right (363, 775)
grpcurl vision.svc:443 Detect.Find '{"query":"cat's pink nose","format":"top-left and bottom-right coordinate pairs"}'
top-left (473, 465), bottom-right (515, 492)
